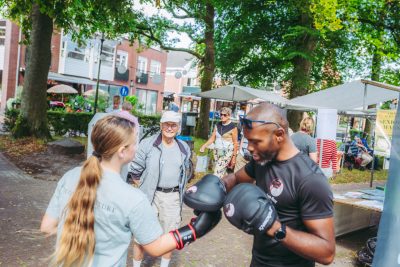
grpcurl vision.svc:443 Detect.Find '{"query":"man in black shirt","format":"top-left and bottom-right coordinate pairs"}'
top-left (222, 103), bottom-right (335, 267)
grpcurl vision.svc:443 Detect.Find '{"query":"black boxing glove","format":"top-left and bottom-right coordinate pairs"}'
top-left (223, 183), bottom-right (277, 235)
top-left (184, 174), bottom-right (226, 212)
top-left (170, 210), bottom-right (222, 250)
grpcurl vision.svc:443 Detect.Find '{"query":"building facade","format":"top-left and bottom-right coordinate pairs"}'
top-left (0, 19), bottom-right (167, 114)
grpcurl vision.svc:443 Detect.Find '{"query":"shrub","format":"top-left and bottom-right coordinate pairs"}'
top-left (4, 108), bottom-right (162, 137)
top-left (47, 111), bottom-right (94, 136)
top-left (132, 110), bottom-right (161, 128)
top-left (3, 108), bottom-right (20, 132)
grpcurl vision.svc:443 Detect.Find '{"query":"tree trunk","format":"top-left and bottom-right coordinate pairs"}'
top-left (195, 2), bottom-right (215, 139)
top-left (14, 4), bottom-right (53, 138)
top-left (287, 12), bottom-right (317, 131)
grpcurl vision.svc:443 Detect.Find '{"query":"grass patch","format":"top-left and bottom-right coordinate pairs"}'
top-left (0, 135), bottom-right (46, 157)
top-left (193, 137), bottom-right (208, 156)
top-left (331, 168), bottom-right (388, 184)
top-left (53, 135), bottom-right (88, 148)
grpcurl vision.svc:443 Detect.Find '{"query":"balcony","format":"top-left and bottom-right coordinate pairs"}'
top-left (136, 72), bottom-right (148, 85)
top-left (114, 67), bottom-right (129, 81)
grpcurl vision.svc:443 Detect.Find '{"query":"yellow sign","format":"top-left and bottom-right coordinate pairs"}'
top-left (375, 110), bottom-right (397, 156)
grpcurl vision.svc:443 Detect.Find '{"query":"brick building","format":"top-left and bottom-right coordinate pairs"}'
top-left (0, 19), bottom-right (167, 114)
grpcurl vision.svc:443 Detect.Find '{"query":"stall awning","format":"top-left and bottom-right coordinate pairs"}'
top-left (48, 72), bottom-right (97, 86)
top-left (287, 80), bottom-right (400, 112)
top-left (196, 84), bottom-right (288, 105)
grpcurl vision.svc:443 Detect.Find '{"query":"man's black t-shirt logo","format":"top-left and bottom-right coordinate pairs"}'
top-left (269, 178), bottom-right (284, 198)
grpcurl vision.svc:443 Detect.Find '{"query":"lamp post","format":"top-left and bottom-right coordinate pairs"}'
top-left (93, 32), bottom-right (105, 115)
top-left (130, 79), bottom-right (135, 95)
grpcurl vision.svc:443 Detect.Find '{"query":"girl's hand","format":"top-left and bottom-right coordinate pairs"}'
top-left (200, 145), bottom-right (206, 153)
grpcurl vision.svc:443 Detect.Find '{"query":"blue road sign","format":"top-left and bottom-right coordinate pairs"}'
top-left (120, 86), bottom-right (129, 97)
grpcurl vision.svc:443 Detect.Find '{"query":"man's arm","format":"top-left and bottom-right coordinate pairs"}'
top-left (309, 152), bottom-right (318, 163)
top-left (129, 140), bottom-right (148, 180)
top-left (222, 166), bottom-right (254, 192)
top-left (266, 218), bottom-right (335, 265)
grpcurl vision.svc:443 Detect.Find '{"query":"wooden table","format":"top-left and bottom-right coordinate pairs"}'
top-left (334, 197), bottom-right (382, 236)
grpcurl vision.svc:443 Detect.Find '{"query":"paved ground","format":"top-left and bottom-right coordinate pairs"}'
top-left (0, 151), bottom-right (381, 266)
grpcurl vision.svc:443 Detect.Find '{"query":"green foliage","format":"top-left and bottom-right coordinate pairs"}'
top-left (12, 115), bottom-right (31, 138)
top-left (349, 128), bottom-right (363, 140)
top-left (132, 110), bottom-right (161, 128)
top-left (47, 111), bottom-right (94, 136)
top-left (3, 108), bottom-right (20, 132)
top-left (125, 95), bottom-right (138, 109)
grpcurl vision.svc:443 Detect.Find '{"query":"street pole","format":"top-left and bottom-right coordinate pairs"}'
top-left (93, 32), bottom-right (104, 115)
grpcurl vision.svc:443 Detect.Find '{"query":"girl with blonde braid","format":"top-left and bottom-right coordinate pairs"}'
top-left (40, 114), bottom-right (220, 267)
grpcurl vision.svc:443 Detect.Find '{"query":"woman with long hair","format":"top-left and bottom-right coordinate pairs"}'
top-left (200, 107), bottom-right (238, 178)
top-left (40, 114), bottom-right (220, 267)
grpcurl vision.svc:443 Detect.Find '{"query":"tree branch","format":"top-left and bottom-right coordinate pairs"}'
top-left (161, 0), bottom-right (199, 20)
top-left (136, 28), bottom-right (203, 59)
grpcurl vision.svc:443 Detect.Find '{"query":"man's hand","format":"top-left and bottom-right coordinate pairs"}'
top-left (223, 183), bottom-right (277, 235)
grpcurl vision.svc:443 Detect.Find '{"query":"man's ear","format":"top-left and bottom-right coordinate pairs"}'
top-left (275, 128), bottom-right (285, 142)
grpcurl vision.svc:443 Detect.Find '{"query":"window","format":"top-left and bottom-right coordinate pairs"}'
top-left (100, 44), bottom-right (115, 67)
top-left (149, 60), bottom-right (161, 77)
top-left (0, 21), bottom-right (6, 46)
top-left (116, 51), bottom-right (128, 68)
top-left (67, 42), bottom-right (88, 61)
top-left (136, 88), bottom-right (158, 114)
top-left (137, 56), bottom-right (147, 74)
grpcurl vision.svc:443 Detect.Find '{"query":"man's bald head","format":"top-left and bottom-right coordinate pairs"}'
top-left (247, 103), bottom-right (288, 133)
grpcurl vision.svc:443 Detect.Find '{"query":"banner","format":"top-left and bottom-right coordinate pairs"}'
top-left (373, 96), bottom-right (400, 266)
top-left (316, 109), bottom-right (338, 140)
top-left (374, 110), bottom-right (396, 156)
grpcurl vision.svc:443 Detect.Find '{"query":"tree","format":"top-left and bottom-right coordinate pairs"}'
top-left (132, 0), bottom-right (223, 139)
top-left (0, 0), bottom-right (139, 138)
top-left (215, 0), bottom-right (343, 128)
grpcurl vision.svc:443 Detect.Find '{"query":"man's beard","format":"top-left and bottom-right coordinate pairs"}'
top-left (253, 151), bottom-right (277, 166)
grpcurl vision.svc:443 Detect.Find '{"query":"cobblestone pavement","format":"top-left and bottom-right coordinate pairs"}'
top-left (0, 152), bottom-right (381, 267)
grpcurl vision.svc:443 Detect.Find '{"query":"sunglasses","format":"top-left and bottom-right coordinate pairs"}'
top-left (239, 116), bottom-right (281, 129)
top-left (220, 113), bottom-right (229, 117)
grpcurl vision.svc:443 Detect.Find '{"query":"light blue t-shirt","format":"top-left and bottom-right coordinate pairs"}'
top-left (158, 141), bottom-right (182, 188)
top-left (46, 167), bottom-right (163, 267)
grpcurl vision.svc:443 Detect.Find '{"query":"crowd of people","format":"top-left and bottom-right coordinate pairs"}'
top-left (41, 102), bottom-right (384, 266)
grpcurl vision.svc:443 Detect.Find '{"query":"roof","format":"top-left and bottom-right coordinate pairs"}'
top-left (166, 51), bottom-right (194, 68)
top-left (196, 84), bottom-right (288, 105)
top-left (48, 72), bottom-right (97, 85)
top-left (287, 80), bottom-right (400, 112)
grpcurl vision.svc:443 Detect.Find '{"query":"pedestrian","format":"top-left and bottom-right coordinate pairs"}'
top-left (122, 101), bottom-right (133, 111)
top-left (291, 117), bottom-right (318, 162)
top-left (200, 107), bottom-right (239, 178)
top-left (40, 114), bottom-right (219, 267)
top-left (316, 138), bottom-right (339, 178)
top-left (221, 103), bottom-right (335, 267)
top-left (129, 110), bottom-right (191, 267)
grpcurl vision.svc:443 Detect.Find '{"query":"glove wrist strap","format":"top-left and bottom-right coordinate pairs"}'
top-left (170, 223), bottom-right (197, 250)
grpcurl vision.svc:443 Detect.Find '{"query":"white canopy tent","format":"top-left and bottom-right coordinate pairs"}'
top-left (196, 84), bottom-right (288, 106)
top-left (287, 80), bottom-right (400, 112)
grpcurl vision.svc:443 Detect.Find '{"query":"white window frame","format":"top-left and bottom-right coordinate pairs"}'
top-left (66, 42), bottom-right (88, 62)
top-left (149, 60), bottom-right (161, 77)
top-left (116, 51), bottom-right (128, 68)
top-left (100, 44), bottom-right (115, 67)
top-left (137, 56), bottom-right (147, 74)
top-left (0, 21), bottom-right (6, 46)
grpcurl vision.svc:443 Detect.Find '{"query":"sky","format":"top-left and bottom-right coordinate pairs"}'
top-left (133, 1), bottom-right (193, 49)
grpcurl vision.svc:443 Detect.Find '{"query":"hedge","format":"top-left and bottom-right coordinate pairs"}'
top-left (4, 109), bottom-right (161, 137)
